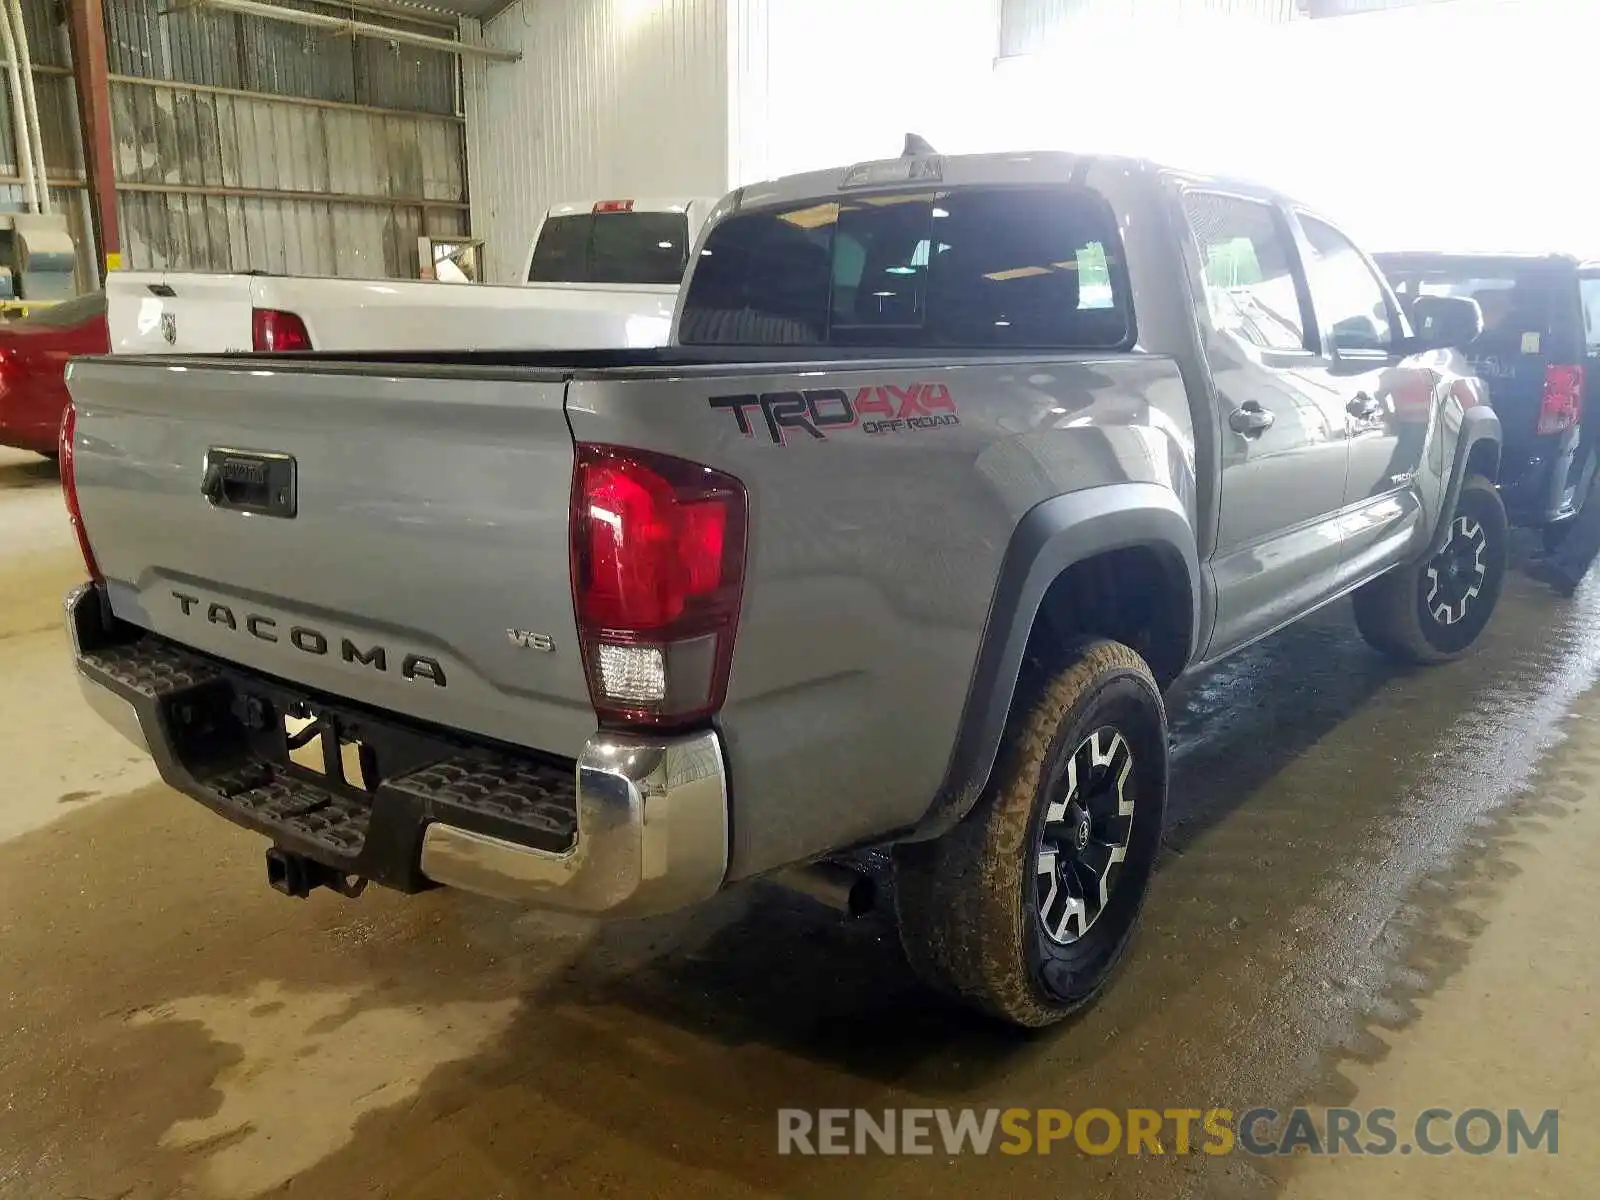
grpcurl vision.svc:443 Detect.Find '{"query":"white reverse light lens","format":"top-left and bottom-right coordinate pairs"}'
top-left (596, 643), bottom-right (666, 704)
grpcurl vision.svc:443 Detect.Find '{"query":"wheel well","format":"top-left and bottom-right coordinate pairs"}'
top-left (1466, 438), bottom-right (1500, 483)
top-left (1023, 547), bottom-right (1191, 691)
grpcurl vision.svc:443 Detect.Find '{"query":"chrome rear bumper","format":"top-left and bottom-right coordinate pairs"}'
top-left (67, 582), bottom-right (730, 918)
top-left (418, 730), bottom-right (730, 917)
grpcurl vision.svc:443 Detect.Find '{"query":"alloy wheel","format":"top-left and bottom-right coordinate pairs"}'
top-left (1035, 727), bottom-right (1136, 945)
top-left (1425, 514), bottom-right (1488, 626)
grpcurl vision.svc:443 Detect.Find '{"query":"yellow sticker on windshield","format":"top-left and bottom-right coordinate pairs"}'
top-left (1522, 331), bottom-right (1542, 354)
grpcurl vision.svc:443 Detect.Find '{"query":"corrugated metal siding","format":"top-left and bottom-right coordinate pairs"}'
top-left (0, 72), bottom-right (80, 189)
top-left (1001, 0), bottom-right (1299, 56)
top-left (103, 0), bottom-right (466, 278)
top-left (104, 0), bottom-right (456, 114)
top-left (463, 0), bottom-right (730, 284)
top-left (110, 79), bottom-right (465, 276)
top-left (16, 0), bottom-right (66, 68)
top-left (116, 190), bottom-right (459, 277)
top-left (0, 0), bottom-right (94, 288)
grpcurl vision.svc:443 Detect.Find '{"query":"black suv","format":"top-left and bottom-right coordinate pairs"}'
top-left (1376, 252), bottom-right (1598, 543)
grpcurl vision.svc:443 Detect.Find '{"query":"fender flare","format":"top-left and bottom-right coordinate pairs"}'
top-left (912, 483), bottom-right (1202, 840)
top-left (1426, 405), bottom-right (1502, 559)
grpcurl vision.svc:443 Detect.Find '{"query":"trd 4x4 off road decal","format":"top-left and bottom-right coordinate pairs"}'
top-left (708, 383), bottom-right (960, 444)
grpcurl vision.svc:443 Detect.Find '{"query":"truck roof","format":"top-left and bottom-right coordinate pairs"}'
top-left (731, 150), bottom-right (1301, 213)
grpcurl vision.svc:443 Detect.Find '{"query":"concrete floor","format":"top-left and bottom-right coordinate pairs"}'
top-left (0, 442), bottom-right (1594, 1199)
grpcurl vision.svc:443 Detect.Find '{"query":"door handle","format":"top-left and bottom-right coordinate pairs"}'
top-left (1347, 392), bottom-right (1381, 420)
top-left (1229, 401), bottom-right (1275, 436)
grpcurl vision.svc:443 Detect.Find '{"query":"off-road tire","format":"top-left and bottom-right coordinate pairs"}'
top-left (893, 638), bottom-right (1168, 1027)
top-left (1353, 474), bottom-right (1507, 664)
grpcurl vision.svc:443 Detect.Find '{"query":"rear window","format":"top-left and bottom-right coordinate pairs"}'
top-left (527, 211), bottom-right (689, 286)
top-left (678, 186), bottom-right (1131, 349)
top-left (1379, 260), bottom-right (1582, 362)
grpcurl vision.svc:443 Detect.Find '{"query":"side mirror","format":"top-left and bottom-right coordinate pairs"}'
top-left (1408, 294), bottom-right (1483, 352)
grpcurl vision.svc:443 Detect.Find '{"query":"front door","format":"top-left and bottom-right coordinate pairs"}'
top-left (1181, 191), bottom-right (1353, 658)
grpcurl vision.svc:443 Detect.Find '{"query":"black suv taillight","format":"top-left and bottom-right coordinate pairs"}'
top-left (570, 444), bottom-right (747, 729)
top-left (1538, 364), bottom-right (1584, 435)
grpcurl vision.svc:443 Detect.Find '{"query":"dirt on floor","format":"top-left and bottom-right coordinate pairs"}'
top-left (0, 445), bottom-right (1591, 1199)
top-left (1279, 690), bottom-right (1600, 1200)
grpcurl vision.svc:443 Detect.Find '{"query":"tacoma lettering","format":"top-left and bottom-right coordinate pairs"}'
top-left (168, 591), bottom-right (446, 687)
top-left (290, 627), bottom-right (327, 655)
top-left (341, 641), bottom-right (386, 671)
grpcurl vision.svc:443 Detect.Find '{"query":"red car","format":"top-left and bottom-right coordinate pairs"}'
top-left (0, 292), bottom-right (108, 457)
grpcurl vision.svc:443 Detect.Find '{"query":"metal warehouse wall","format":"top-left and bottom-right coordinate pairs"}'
top-left (104, 0), bottom-right (468, 278)
top-left (462, 0), bottom-right (729, 284)
top-left (1001, 0), bottom-right (1299, 56)
top-left (0, 0), bottom-right (93, 289)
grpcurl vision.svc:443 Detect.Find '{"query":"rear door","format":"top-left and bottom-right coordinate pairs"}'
top-left (1178, 190), bottom-right (1352, 657)
top-left (105, 271), bottom-right (257, 354)
top-left (1293, 212), bottom-right (1432, 581)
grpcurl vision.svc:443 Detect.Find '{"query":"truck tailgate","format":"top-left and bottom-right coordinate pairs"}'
top-left (106, 272), bottom-right (256, 353)
top-left (66, 356), bottom-right (595, 759)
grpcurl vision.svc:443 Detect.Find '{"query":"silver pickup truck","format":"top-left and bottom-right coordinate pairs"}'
top-left (62, 150), bottom-right (1504, 1027)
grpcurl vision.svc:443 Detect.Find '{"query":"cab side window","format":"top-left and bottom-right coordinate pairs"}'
top-left (1182, 192), bottom-right (1311, 355)
top-left (1299, 216), bottom-right (1394, 355)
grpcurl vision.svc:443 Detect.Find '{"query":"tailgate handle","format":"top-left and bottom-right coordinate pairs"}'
top-left (202, 449), bottom-right (297, 518)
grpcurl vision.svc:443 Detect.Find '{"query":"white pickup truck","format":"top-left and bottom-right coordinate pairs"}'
top-left (108, 197), bottom-right (720, 355)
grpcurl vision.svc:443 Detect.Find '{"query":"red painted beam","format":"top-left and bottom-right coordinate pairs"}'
top-left (67, 0), bottom-right (120, 279)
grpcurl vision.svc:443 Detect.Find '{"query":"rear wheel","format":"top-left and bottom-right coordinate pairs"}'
top-left (893, 639), bottom-right (1168, 1027)
top-left (1353, 474), bottom-right (1507, 663)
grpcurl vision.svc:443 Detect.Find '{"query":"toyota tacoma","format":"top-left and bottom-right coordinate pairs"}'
top-left (62, 149), bottom-right (1504, 1026)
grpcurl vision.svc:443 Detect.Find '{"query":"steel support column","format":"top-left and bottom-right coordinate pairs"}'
top-left (67, 0), bottom-right (119, 278)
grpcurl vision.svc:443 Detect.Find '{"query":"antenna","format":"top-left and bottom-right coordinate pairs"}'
top-left (902, 133), bottom-right (938, 157)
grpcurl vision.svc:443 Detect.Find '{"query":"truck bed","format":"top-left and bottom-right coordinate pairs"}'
top-left (106, 273), bottom-right (680, 356)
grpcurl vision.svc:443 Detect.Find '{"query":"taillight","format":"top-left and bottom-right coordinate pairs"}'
top-left (1538, 364), bottom-right (1584, 435)
top-left (571, 444), bottom-right (746, 729)
top-left (252, 308), bottom-right (312, 352)
top-left (58, 402), bottom-right (100, 581)
top-left (593, 200), bottom-right (635, 213)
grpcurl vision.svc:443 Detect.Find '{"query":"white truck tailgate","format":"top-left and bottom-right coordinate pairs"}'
top-left (106, 272), bottom-right (257, 354)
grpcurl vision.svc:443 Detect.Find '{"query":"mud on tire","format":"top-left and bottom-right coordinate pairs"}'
top-left (892, 638), bottom-right (1168, 1027)
top-left (1352, 474), bottom-right (1507, 664)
